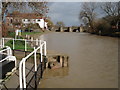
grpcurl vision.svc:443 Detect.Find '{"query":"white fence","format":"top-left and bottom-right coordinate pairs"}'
top-left (0, 38), bottom-right (42, 51)
top-left (19, 40), bottom-right (46, 88)
top-left (0, 38), bottom-right (47, 89)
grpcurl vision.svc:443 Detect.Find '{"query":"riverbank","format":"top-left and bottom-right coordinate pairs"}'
top-left (22, 30), bottom-right (52, 39)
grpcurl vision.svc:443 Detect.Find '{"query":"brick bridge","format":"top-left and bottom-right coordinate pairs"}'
top-left (52, 27), bottom-right (84, 32)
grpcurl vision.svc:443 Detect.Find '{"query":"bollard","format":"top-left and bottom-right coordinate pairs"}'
top-left (25, 40), bottom-right (27, 51)
top-left (36, 39), bottom-right (39, 46)
top-left (62, 56), bottom-right (64, 67)
top-left (13, 49), bottom-right (15, 56)
top-left (25, 51), bottom-right (27, 57)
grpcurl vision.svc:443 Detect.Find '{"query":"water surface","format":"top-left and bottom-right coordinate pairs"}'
top-left (39, 32), bottom-right (118, 88)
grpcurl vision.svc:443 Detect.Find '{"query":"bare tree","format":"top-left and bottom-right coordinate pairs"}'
top-left (2, 1), bottom-right (49, 22)
top-left (101, 2), bottom-right (119, 16)
top-left (79, 2), bottom-right (97, 30)
top-left (1, 1), bottom-right (49, 37)
top-left (28, 2), bottom-right (49, 17)
top-left (101, 2), bottom-right (120, 29)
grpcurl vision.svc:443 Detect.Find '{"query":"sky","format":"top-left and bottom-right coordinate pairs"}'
top-left (47, 1), bottom-right (118, 27)
top-left (48, 2), bottom-right (82, 26)
top-left (47, 2), bottom-right (106, 27)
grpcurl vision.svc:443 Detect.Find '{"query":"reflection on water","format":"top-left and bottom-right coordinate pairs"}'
top-left (38, 32), bottom-right (118, 88)
top-left (43, 67), bottom-right (69, 78)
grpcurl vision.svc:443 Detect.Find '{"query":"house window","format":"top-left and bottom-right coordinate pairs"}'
top-left (28, 19), bottom-right (30, 22)
top-left (37, 19), bottom-right (41, 22)
top-left (10, 19), bottom-right (13, 23)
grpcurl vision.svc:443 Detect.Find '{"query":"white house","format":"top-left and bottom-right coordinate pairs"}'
top-left (22, 18), bottom-right (47, 29)
top-left (6, 12), bottom-right (48, 29)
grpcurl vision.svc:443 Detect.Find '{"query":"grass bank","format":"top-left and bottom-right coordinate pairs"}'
top-left (5, 30), bottom-right (51, 50)
top-left (5, 40), bottom-right (33, 51)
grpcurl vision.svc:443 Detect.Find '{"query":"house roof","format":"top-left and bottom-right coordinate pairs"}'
top-left (6, 11), bottom-right (45, 19)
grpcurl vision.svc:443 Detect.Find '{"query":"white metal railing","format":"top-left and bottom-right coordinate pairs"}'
top-left (0, 46), bottom-right (17, 69)
top-left (19, 40), bottom-right (46, 89)
top-left (0, 38), bottom-right (46, 88)
top-left (0, 46), bottom-right (12, 56)
top-left (0, 38), bottom-right (42, 51)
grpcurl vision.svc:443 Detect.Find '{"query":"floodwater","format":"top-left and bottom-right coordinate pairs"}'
top-left (38, 32), bottom-right (118, 88)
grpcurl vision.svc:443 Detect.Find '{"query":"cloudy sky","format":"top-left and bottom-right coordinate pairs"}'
top-left (47, 1), bottom-right (119, 26)
top-left (48, 2), bottom-right (83, 26)
top-left (47, 2), bottom-right (105, 27)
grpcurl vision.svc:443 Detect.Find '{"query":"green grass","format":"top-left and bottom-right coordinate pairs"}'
top-left (22, 32), bottom-right (41, 36)
top-left (7, 32), bottom-right (15, 38)
top-left (5, 40), bottom-right (33, 51)
top-left (7, 31), bottom-right (41, 38)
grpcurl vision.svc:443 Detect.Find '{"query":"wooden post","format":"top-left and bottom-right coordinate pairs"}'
top-left (13, 49), bottom-right (15, 56)
top-left (25, 51), bottom-right (27, 57)
top-left (67, 56), bottom-right (69, 67)
top-left (62, 56), bottom-right (64, 67)
top-left (31, 37), bottom-right (33, 47)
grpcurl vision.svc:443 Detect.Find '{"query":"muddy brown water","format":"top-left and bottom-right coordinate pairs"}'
top-left (38, 32), bottom-right (118, 88)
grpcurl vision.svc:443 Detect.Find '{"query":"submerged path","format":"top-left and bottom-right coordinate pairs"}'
top-left (38, 32), bottom-right (118, 88)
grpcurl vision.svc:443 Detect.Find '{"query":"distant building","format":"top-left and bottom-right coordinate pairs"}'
top-left (6, 11), bottom-right (48, 30)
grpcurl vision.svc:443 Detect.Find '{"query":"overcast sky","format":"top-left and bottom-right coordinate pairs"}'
top-left (47, 2), bottom-right (106, 27)
top-left (48, 2), bottom-right (83, 26)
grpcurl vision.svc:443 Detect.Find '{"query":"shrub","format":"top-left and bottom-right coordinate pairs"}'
top-left (95, 19), bottom-right (111, 35)
top-left (8, 31), bottom-right (15, 38)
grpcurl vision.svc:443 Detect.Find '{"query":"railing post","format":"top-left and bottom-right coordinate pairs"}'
top-left (23, 60), bottom-right (26, 88)
top-left (25, 39), bottom-right (27, 51)
top-left (2, 38), bottom-right (4, 48)
top-left (1, 38), bottom-right (2, 48)
top-left (34, 47), bottom-right (37, 71)
top-left (13, 38), bottom-right (15, 50)
top-left (19, 61), bottom-right (23, 89)
top-left (18, 39), bottom-right (47, 89)
top-left (36, 39), bottom-right (38, 46)
top-left (44, 41), bottom-right (47, 56)
top-left (40, 45), bottom-right (43, 62)
top-left (7, 47), bottom-right (10, 56)
top-left (13, 39), bottom-right (15, 56)
top-left (39, 40), bottom-right (41, 46)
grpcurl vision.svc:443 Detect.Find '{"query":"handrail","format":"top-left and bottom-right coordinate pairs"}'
top-left (19, 40), bottom-right (46, 89)
top-left (0, 56), bottom-right (10, 63)
top-left (0, 38), bottom-right (47, 89)
top-left (0, 46), bottom-right (17, 70)
top-left (0, 38), bottom-right (43, 51)
top-left (0, 46), bottom-right (12, 56)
